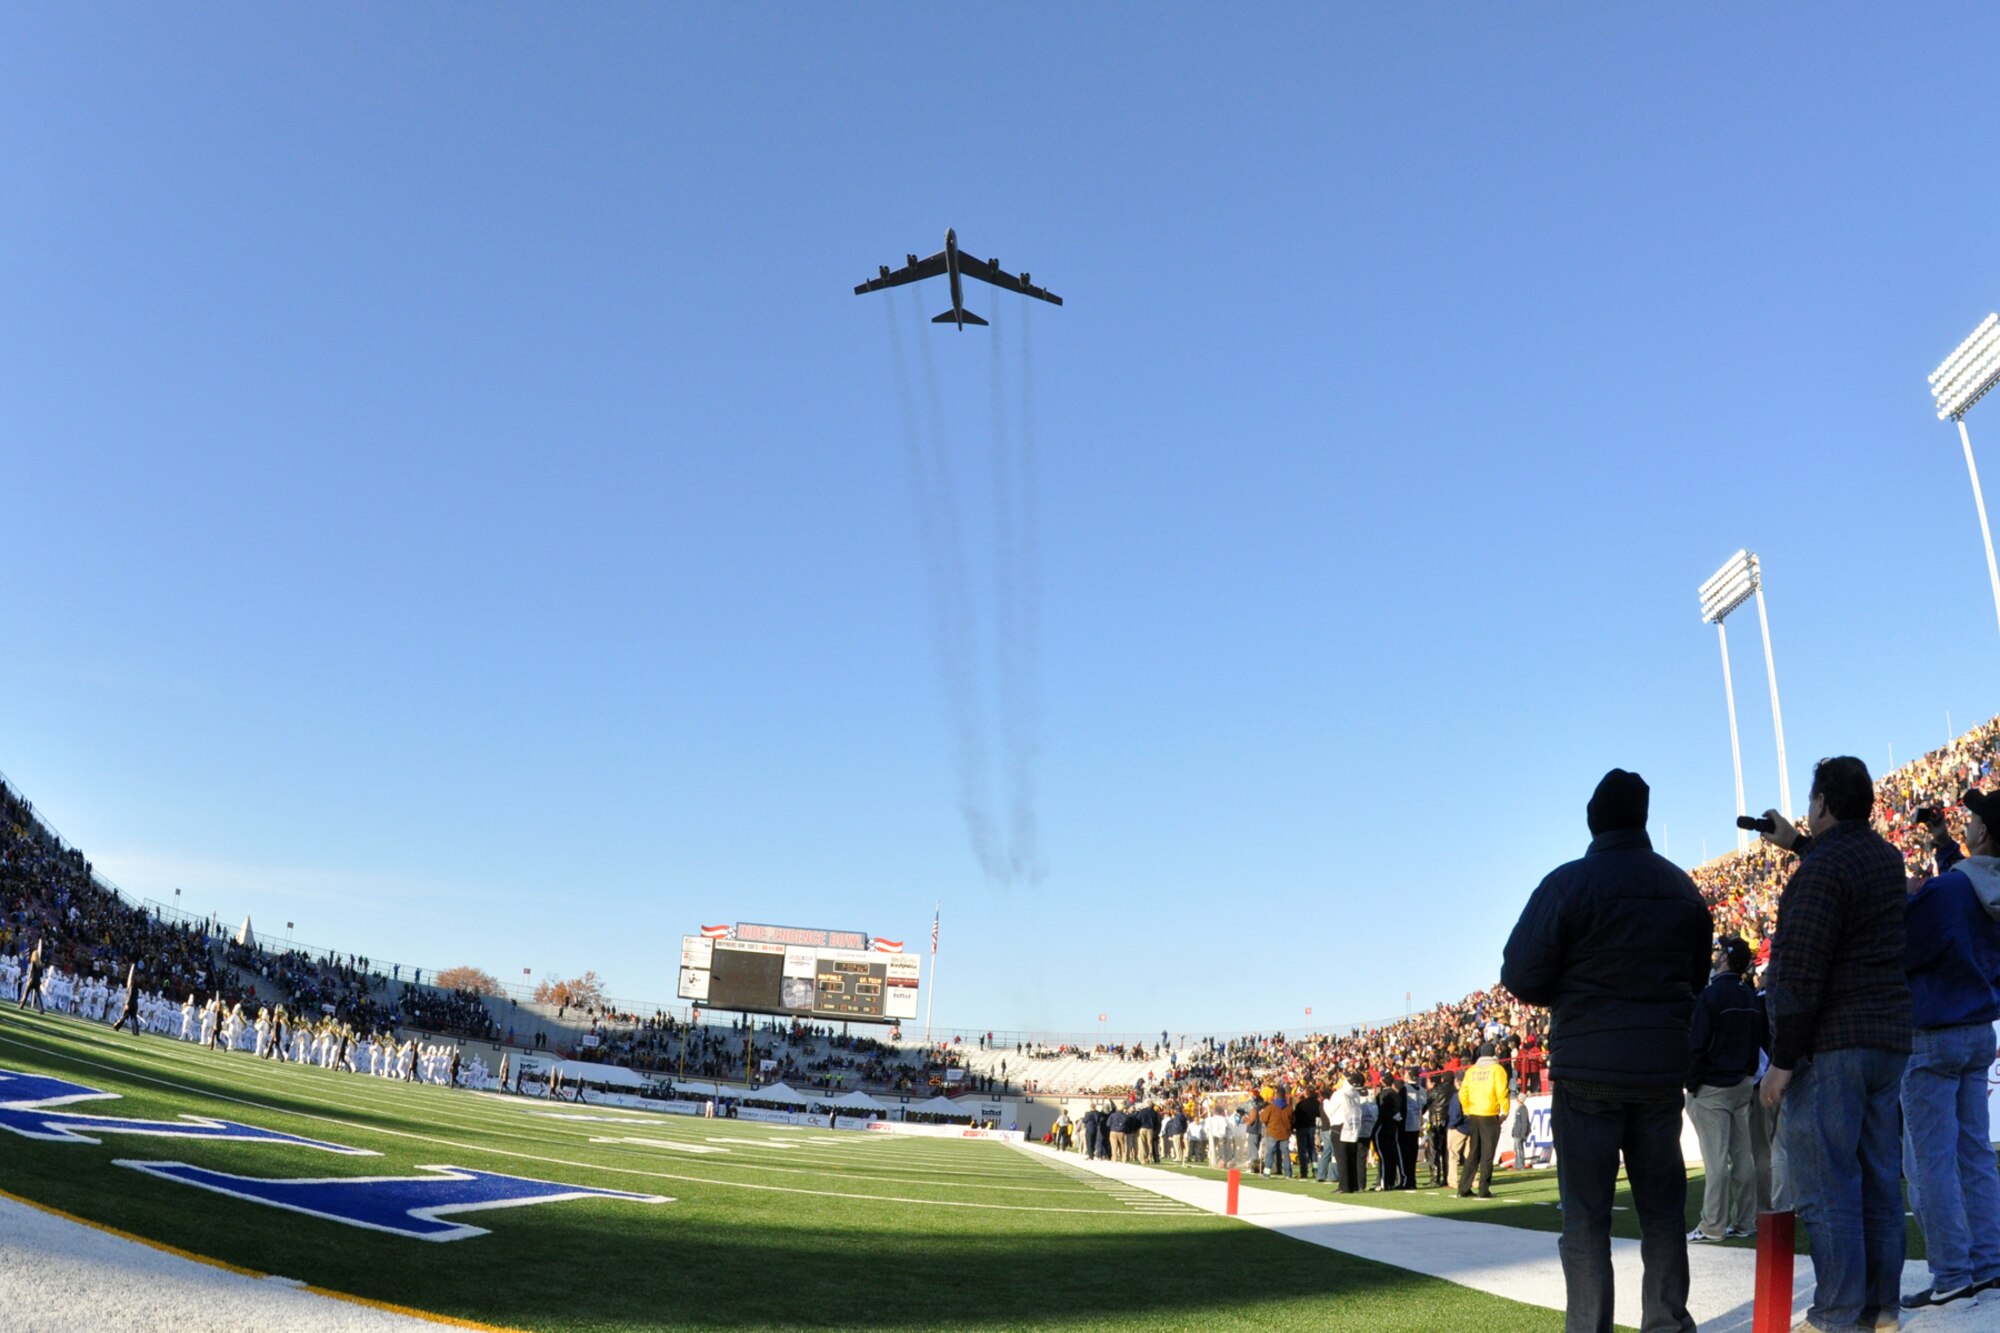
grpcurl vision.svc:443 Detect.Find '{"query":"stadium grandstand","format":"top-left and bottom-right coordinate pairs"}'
top-left (8, 712), bottom-right (1996, 1119)
top-left (6, 722), bottom-right (1998, 1332)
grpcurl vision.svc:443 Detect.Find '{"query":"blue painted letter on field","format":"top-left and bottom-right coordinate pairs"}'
top-left (115, 1161), bottom-right (669, 1240)
top-left (0, 1067), bottom-right (368, 1153)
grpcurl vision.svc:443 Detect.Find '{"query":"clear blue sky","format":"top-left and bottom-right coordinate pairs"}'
top-left (4, 6), bottom-right (1999, 1036)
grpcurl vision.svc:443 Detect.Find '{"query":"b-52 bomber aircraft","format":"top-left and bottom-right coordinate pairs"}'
top-left (853, 229), bottom-right (1062, 330)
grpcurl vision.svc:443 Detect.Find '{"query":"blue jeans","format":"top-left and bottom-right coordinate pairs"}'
top-left (1314, 1134), bottom-right (1337, 1181)
top-left (1262, 1132), bottom-right (1292, 1177)
top-left (1783, 1047), bottom-right (1906, 1330)
top-left (1901, 1023), bottom-right (2000, 1291)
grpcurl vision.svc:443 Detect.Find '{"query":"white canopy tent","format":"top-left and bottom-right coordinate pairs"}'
top-left (828, 1089), bottom-right (885, 1111)
top-left (907, 1094), bottom-right (970, 1115)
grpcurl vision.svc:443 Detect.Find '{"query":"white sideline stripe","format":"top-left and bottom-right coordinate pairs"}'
top-left (1018, 1146), bottom-right (1971, 1333)
top-left (0, 1196), bottom-right (443, 1331)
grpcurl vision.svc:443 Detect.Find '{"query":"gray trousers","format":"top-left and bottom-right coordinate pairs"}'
top-left (1688, 1080), bottom-right (1758, 1237)
top-left (1747, 1076), bottom-right (1790, 1213)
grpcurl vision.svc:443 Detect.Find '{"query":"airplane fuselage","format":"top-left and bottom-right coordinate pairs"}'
top-left (943, 228), bottom-right (965, 330)
top-left (854, 227), bottom-right (1047, 328)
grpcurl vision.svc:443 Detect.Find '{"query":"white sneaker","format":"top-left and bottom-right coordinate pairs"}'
top-left (1686, 1228), bottom-right (1719, 1243)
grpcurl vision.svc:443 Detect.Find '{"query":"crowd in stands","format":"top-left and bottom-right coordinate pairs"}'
top-left (2, 783), bottom-right (242, 1009)
top-left (568, 1011), bottom-right (997, 1095)
top-left (3, 776), bottom-right (503, 1051)
top-left (227, 941), bottom-right (395, 1032)
top-left (398, 984), bottom-right (497, 1040)
top-left (10, 713), bottom-right (1998, 1126)
top-left (1694, 716), bottom-right (2000, 971)
top-left (1116, 717), bottom-right (2000, 1116)
top-left (1018, 1039), bottom-right (1161, 1063)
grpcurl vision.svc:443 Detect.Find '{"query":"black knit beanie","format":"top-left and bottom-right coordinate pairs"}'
top-left (1587, 769), bottom-right (1649, 835)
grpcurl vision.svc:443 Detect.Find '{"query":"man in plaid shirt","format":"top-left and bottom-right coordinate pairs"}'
top-left (1756, 756), bottom-right (1912, 1333)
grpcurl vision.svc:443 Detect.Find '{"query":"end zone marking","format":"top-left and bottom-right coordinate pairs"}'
top-left (114, 1161), bottom-right (671, 1242)
top-left (0, 1184), bottom-right (527, 1330)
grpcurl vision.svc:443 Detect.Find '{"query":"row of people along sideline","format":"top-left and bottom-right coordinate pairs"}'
top-left (1501, 764), bottom-right (2000, 1333)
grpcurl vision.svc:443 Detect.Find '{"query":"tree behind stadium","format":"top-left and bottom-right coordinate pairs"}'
top-left (434, 965), bottom-right (503, 996)
top-left (534, 971), bottom-right (606, 1011)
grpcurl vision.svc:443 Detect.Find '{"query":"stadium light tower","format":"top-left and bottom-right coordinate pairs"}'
top-left (1928, 313), bottom-right (2000, 645)
top-left (1699, 550), bottom-right (1793, 850)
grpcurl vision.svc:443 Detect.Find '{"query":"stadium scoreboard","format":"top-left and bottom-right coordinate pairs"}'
top-left (676, 923), bottom-right (919, 1025)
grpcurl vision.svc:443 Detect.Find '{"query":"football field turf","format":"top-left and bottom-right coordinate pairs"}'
top-left (0, 1008), bottom-right (1602, 1332)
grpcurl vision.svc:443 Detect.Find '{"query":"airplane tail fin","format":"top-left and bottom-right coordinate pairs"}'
top-left (932, 308), bottom-right (988, 326)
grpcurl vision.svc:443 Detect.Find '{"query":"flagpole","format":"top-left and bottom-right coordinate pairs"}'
top-left (923, 902), bottom-right (938, 1052)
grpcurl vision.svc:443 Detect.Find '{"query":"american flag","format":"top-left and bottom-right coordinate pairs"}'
top-left (699, 924), bottom-right (730, 940)
top-left (871, 938), bottom-right (903, 954)
top-left (930, 908), bottom-right (940, 955)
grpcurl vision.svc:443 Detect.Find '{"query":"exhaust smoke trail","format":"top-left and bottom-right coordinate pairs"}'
top-left (888, 291), bottom-right (1005, 880)
top-left (992, 304), bottom-right (1046, 884)
top-left (880, 290), bottom-right (1046, 886)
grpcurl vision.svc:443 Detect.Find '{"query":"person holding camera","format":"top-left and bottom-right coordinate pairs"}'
top-left (1502, 768), bottom-right (1710, 1333)
top-left (1754, 756), bottom-right (1911, 1333)
top-left (1894, 791), bottom-right (2000, 1308)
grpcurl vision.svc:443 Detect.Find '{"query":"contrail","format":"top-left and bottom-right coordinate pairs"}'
top-left (990, 304), bottom-right (1045, 885)
top-left (889, 291), bottom-right (1005, 880)
top-left (1008, 301), bottom-right (1046, 883)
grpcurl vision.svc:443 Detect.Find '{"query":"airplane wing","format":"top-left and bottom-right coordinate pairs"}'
top-left (854, 251), bottom-right (948, 295)
top-left (955, 254), bottom-right (1063, 306)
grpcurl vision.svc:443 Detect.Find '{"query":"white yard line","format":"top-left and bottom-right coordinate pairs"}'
top-left (1023, 1147), bottom-right (1993, 1332)
top-left (0, 1195), bottom-right (460, 1332)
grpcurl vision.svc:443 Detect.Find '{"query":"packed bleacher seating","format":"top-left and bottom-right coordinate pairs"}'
top-left (1694, 715), bottom-right (2000, 974)
top-left (8, 712), bottom-right (1998, 1116)
top-left (1125, 716), bottom-right (2000, 1111)
top-left (570, 1012), bottom-right (1001, 1095)
top-left (2, 782), bottom-right (246, 1009)
top-left (227, 941), bottom-right (396, 1032)
top-left (397, 984), bottom-right (498, 1040)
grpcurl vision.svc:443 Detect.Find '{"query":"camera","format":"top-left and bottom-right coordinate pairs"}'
top-left (1736, 815), bottom-right (1776, 834)
top-left (1913, 806), bottom-right (1943, 827)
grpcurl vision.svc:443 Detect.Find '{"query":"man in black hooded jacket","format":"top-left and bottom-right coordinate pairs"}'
top-left (1502, 768), bottom-right (1711, 1333)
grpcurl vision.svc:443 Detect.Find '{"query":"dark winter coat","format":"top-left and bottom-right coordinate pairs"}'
top-left (1687, 971), bottom-right (1766, 1091)
top-left (1501, 828), bottom-right (1713, 1090)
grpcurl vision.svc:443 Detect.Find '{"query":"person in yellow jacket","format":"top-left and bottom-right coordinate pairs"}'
top-left (1458, 1042), bottom-right (1511, 1198)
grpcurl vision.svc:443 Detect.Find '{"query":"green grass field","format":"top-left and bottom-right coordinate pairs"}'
top-left (0, 1008), bottom-right (1606, 1332)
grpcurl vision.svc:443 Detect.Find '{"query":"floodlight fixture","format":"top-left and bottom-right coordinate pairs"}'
top-left (1927, 313), bottom-right (2000, 647)
top-left (1929, 313), bottom-right (2000, 420)
top-left (1698, 550), bottom-right (1760, 625)
top-left (1697, 548), bottom-right (1792, 846)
